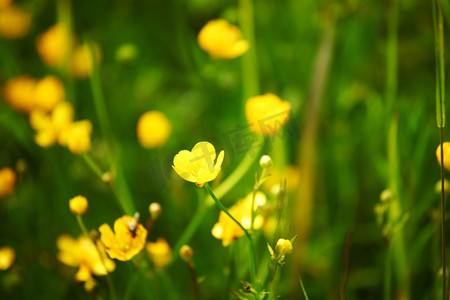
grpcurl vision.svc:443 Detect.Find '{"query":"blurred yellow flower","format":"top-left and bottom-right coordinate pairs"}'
top-left (69, 195), bottom-right (88, 215)
top-left (197, 19), bottom-right (249, 59)
top-left (172, 141), bottom-right (224, 187)
top-left (179, 244), bottom-right (193, 262)
top-left (29, 101), bottom-right (74, 148)
top-left (275, 238), bottom-right (293, 256)
top-left (0, 167), bottom-right (16, 197)
top-left (32, 76), bottom-right (65, 112)
top-left (146, 238), bottom-right (172, 268)
top-left (2, 76), bottom-right (37, 113)
top-left (137, 110), bottom-right (171, 148)
top-left (263, 165), bottom-right (300, 195)
top-left (0, 246), bottom-right (15, 270)
top-left (436, 142), bottom-right (450, 170)
top-left (61, 120), bottom-right (93, 154)
top-left (71, 43), bottom-right (100, 79)
top-left (245, 93), bottom-right (291, 136)
top-left (57, 234), bottom-right (115, 282)
top-left (36, 24), bottom-right (71, 68)
top-left (0, 0), bottom-right (12, 10)
top-left (212, 191), bottom-right (266, 247)
top-left (0, 5), bottom-right (31, 39)
top-left (99, 215), bottom-right (147, 261)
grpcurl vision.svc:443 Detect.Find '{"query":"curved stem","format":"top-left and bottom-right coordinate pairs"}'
top-left (203, 183), bottom-right (257, 285)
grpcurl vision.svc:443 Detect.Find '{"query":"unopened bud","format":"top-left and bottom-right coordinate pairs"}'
top-left (69, 195), bottom-right (88, 215)
top-left (149, 202), bottom-right (162, 219)
top-left (179, 244), bottom-right (194, 261)
top-left (259, 155), bottom-right (273, 169)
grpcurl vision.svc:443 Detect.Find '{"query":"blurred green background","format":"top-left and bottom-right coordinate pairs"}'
top-left (0, 0), bottom-right (446, 299)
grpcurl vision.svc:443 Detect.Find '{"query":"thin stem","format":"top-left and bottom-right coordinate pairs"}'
top-left (270, 265), bottom-right (280, 300)
top-left (384, 243), bottom-right (392, 300)
top-left (203, 183), bottom-right (257, 285)
top-left (298, 274), bottom-right (310, 300)
top-left (186, 261), bottom-right (200, 299)
top-left (82, 153), bottom-right (104, 179)
top-left (440, 127), bottom-right (447, 300)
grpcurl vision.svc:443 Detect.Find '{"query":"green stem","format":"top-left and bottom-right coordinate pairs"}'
top-left (203, 183), bottom-right (257, 285)
top-left (270, 265), bottom-right (280, 300)
top-left (82, 153), bottom-right (104, 179)
top-left (384, 242), bottom-right (392, 300)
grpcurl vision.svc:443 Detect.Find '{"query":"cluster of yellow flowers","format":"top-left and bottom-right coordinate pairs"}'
top-left (0, 0), bottom-right (31, 39)
top-left (36, 23), bottom-right (100, 78)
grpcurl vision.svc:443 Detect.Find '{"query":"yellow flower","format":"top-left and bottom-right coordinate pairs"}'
top-left (70, 43), bottom-right (101, 79)
top-left (57, 234), bottom-right (115, 282)
top-left (0, 167), bottom-right (15, 197)
top-left (0, 0), bottom-right (12, 10)
top-left (212, 191), bottom-right (266, 247)
top-left (0, 5), bottom-right (31, 39)
top-left (275, 238), bottom-right (293, 256)
top-left (263, 165), bottom-right (300, 195)
top-left (245, 93), bottom-right (291, 136)
top-left (36, 24), bottom-right (71, 68)
top-left (99, 215), bottom-right (147, 261)
top-left (0, 246), bottom-right (15, 270)
top-left (32, 76), bottom-right (65, 112)
top-left (69, 195), bottom-right (88, 215)
top-left (172, 141), bottom-right (224, 187)
top-left (436, 142), bottom-right (450, 170)
top-left (2, 76), bottom-right (37, 113)
top-left (61, 120), bottom-right (93, 154)
top-left (146, 238), bottom-right (172, 268)
top-left (197, 19), bottom-right (249, 59)
top-left (29, 101), bottom-right (74, 148)
top-left (137, 110), bottom-right (171, 148)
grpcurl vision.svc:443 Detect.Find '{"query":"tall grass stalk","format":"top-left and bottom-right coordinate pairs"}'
top-left (433, 1), bottom-right (447, 299)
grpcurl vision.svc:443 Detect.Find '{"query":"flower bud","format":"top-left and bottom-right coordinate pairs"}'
top-left (0, 246), bottom-right (15, 270)
top-left (149, 202), bottom-right (162, 219)
top-left (259, 155), bottom-right (273, 169)
top-left (275, 238), bottom-right (293, 256)
top-left (69, 195), bottom-right (88, 215)
top-left (179, 244), bottom-right (194, 262)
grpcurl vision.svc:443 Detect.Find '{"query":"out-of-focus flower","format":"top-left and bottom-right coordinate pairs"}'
top-left (263, 165), bottom-right (300, 195)
top-left (436, 142), bottom-right (450, 170)
top-left (115, 43), bottom-right (138, 62)
top-left (99, 215), bottom-right (147, 261)
top-left (245, 93), bottom-right (291, 136)
top-left (0, 5), bottom-right (31, 39)
top-left (2, 76), bottom-right (37, 113)
top-left (32, 76), bottom-right (65, 112)
top-left (212, 191), bottom-right (266, 247)
top-left (29, 101), bottom-right (74, 148)
top-left (0, 167), bottom-right (16, 197)
top-left (70, 43), bottom-right (100, 79)
top-left (146, 238), bottom-right (171, 268)
top-left (0, 0), bottom-right (12, 10)
top-left (57, 234), bottom-right (115, 282)
top-left (36, 24), bottom-right (71, 68)
top-left (197, 19), bottom-right (249, 59)
top-left (137, 110), bottom-right (171, 148)
top-left (179, 244), bottom-right (193, 262)
top-left (172, 141), bottom-right (224, 187)
top-left (61, 120), bottom-right (93, 154)
top-left (0, 246), bottom-right (15, 270)
top-left (69, 195), bottom-right (88, 215)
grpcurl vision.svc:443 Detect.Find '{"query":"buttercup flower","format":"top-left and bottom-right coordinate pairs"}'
top-left (99, 215), bottom-right (147, 261)
top-left (146, 238), bottom-right (172, 268)
top-left (32, 76), bottom-right (65, 112)
top-left (137, 110), bottom-right (171, 148)
top-left (173, 142), bottom-right (224, 187)
top-left (0, 167), bottom-right (16, 197)
top-left (0, 4), bottom-right (31, 39)
top-left (70, 43), bottom-right (100, 79)
top-left (69, 195), bottom-right (88, 215)
top-left (2, 76), bottom-right (37, 113)
top-left (275, 238), bottom-right (293, 256)
top-left (36, 24), bottom-right (71, 68)
top-left (436, 142), bottom-right (450, 170)
top-left (245, 93), bottom-right (291, 136)
top-left (212, 191), bottom-right (266, 247)
top-left (0, 246), bottom-right (15, 270)
top-left (57, 234), bottom-right (115, 282)
top-left (197, 19), bottom-right (249, 59)
top-left (61, 120), bottom-right (93, 154)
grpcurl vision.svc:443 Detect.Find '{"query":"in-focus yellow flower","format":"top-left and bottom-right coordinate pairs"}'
top-left (61, 120), bottom-right (93, 154)
top-left (0, 5), bottom-right (31, 39)
top-left (137, 110), bottom-right (171, 148)
top-left (275, 238), bottom-right (293, 256)
top-left (32, 76), bottom-right (65, 112)
top-left (212, 191), bottom-right (266, 247)
top-left (0, 167), bottom-right (16, 197)
top-left (69, 195), bottom-right (88, 215)
top-left (36, 24), bottom-right (71, 68)
top-left (99, 215), bottom-right (147, 261)
top-left (57, 234), bottom-right (115, 282)
top-left (29, 101), bottom-right (74, 148)
top-left (436, 142), bottom-right (450, 170)
top-left (172, 141), bottom-right (224, 187)
top-left (146, 238), bottom-right (172, 268)
top-left (197, 19), bottom-right (249, 59)
top-left (70, 43), bottom-right (100, 79)
top-left (2, 76), bottom-right (37, 113)
top-left (245, 93), bottom-right (291, 136)
top-left (0, 246), bottom-right (15, 270)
